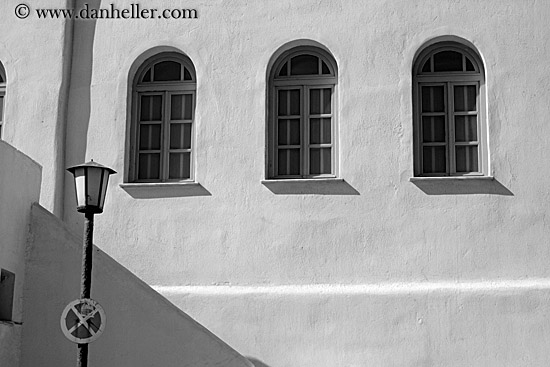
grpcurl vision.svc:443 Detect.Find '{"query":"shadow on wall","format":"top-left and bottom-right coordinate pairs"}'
top-left (247, 357), bottom-right (271, 367)
top-left (262, 179), bottom-right (360, 195)
top-left (410, 178), bottom-right (513, 196)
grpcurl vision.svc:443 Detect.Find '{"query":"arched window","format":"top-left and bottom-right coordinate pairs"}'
top-left (268, 47), bottom-right (338, 178)
top-left (413, 41), bottom-right (487, 176)
top-left (129, 53), bottom-right (196, 182)
top-left (0, 62), bottom-right (6, 139)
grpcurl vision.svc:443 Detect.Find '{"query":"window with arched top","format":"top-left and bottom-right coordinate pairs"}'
top-left (413, 41), bottom-right (487, 176)
top-left (0, 62), bottom-right (6, 139)
top-left (268, 47), bottom-right (338, 178)
top-left (129, 53), bottom-right (196, 182)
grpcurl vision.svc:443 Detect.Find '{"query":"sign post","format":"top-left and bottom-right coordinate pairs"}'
top-left (65, 161), bottom-right (116, 367)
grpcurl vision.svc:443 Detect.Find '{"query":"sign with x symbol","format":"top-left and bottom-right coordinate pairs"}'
top-left (60, 298), bottom-right (106, 344)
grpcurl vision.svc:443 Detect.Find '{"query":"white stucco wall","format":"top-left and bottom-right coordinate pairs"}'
top-left (0, 0), bottom-right (70, 216)
top-left (2, 0), bottom-right (550, 365)
top-left (0, 141), bottom-right (41, 367)
top-left (62, 0), bottom-right (550, 284)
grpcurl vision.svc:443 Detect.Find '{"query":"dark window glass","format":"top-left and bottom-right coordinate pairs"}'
top-left (422, 116), bottom-right (446, 143)
top-left (310, 148), bottom-right (331, 174)
top-left (153, 61), bottom-right (181, 81)
top-left (433, 51), bottom-right (463, 72)
top-left (422, 59), bottom-right (431, 72)
top-left (138, 153), bottom-right (160, 179)
top-left (455, 116), bottom-right (478, 142)
top-left (278, 62), bottom-right (288, 77)
top-left (140, 95), bottom-right (162, 121)
top-left (139, 124), bottom-right (161, 150)
top-left (278, 119), bottom-right (300, 146)
top-left (465, 57), bottom-right (475, 71)
top-left (183, 67), bottom-right (192, 81)
top-left (321, 61), bottom-right (330, 74)
top-left (278, 149), bottom-right (300, 175)
top-left (421, 86), bottom-right (445, 113)
top-left (170, 123), bottom-right (192, 149)
top-left (290, 55), bottom-right (319, 75)
top-left (142, 68), bottom-right (151, 82)
top-left (454, 85), bottom-right (477, 112)
top-left (169, 152), bottom-right (191, 179)
top-left (422, 146), bottom-right (446, 174)
top-left (456, 146), bottom-right (478, 172)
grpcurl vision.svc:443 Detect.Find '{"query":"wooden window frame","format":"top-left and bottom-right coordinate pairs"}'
top-left (413, 43), bottom-right (488, 177)
top-left (129, 53), bottom-right (196, 182)
top-left (268, 48), bottom-right (338, 179)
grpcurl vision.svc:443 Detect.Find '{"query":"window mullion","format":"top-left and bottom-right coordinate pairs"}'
top-left (448, 83), bottom-right (456, 175)
top-left (162, 91), bottom-right (170, 181)
top-left (302, 86), bottom-right (308, 177)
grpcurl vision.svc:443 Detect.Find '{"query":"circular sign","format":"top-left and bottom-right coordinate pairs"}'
top-left (60, 298), bottom-right (106, 344)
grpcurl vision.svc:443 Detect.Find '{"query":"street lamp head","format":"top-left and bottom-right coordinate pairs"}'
top-left (67, 160), bottom-right (116, 214)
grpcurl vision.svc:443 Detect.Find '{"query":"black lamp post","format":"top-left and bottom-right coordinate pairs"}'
top-left (67, 160), bottom-right (116, 367)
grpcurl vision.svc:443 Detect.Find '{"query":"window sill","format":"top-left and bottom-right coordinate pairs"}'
top-left (119, 182), bottom-right (210, 198)
top-left (261, 178), bottom-right (359, 195)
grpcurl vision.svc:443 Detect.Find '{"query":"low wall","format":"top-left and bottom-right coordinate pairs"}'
top-left (0, 141), bottom-right (41, 367)
top-left (20, 204), bottom-right (252, 367)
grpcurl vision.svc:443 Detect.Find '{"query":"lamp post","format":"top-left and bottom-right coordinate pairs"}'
top-left (66, 160), bottom-right (116, 367)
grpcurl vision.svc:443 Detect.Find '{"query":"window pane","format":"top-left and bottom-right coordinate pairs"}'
top-left (422, 116), bottom-right (445, 143)
top-left (170, 123), bottom-right (192, 149)
top-left (421, 59), bottom-right (431, 72)
top-left (421, 86), bottom-right (444, 113)
top-left (465, 57), bottom-right (475, 71)
top-left (142, 68), bottom-right (151, 82)
top-left (456, 146), bottom-right (479, 172)
top-left (455, 116), bottom-right (477, 142)
top-left (433, 51), bottom-right (463, 72)
top-left (278, 149), bottom-right (300, 175)
top-left (184, 94), bottom-right (193, 119)
top-left (321, 61), bottom-right (330, 74)
top-left (278, 119), bottom-right (300, 145)
top-left (310, 118), bottom-right (331, 144)
top-left (454, 85), bottom-right (477, 112)
top-left (153, 61), bottom-right (181, 81)
top-left (310, 89), bottom-right (320, 115)
top-left (422, 146), bottom-right (446, 174)
top-left (323, 89), bottom-right (331, 114)
top-left (183, 67), bottom-right (192, 81)
top-left (310, 148), bottom-right (331, 174)
top-left (171, 94), bottom-right (193, 120)
top-left (140, 95), bottom-right (162, 121)
top-left (171, 94), bottom-right (183, 120)
top-left (169, 152), bottom-right (191, 179)
top-left (278, 62), bottom-right (288, 77)
top-left (139, 124), bottom-right (161, 150)
top-left (0, 96), bottom-right (3, 122)
top-left (278, 90), bottom-right (300, 116)
top-left (290, 55), bottom-right (319, 75)
top-left (138, 153), bottom-right (160, 180)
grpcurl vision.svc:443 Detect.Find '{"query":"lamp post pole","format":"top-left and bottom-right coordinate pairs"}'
top-left (66, 160), bottom-right (116, 367)
top-left (77, 211), bottom-right (94, 367)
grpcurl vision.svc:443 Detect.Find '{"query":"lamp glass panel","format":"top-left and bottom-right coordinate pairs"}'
top-left (99, 171), bottom-right (110, 210)
top-left (73, 168), bottom-right (86, 208)
top-left (86, 167), bottom-right (103, 208)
